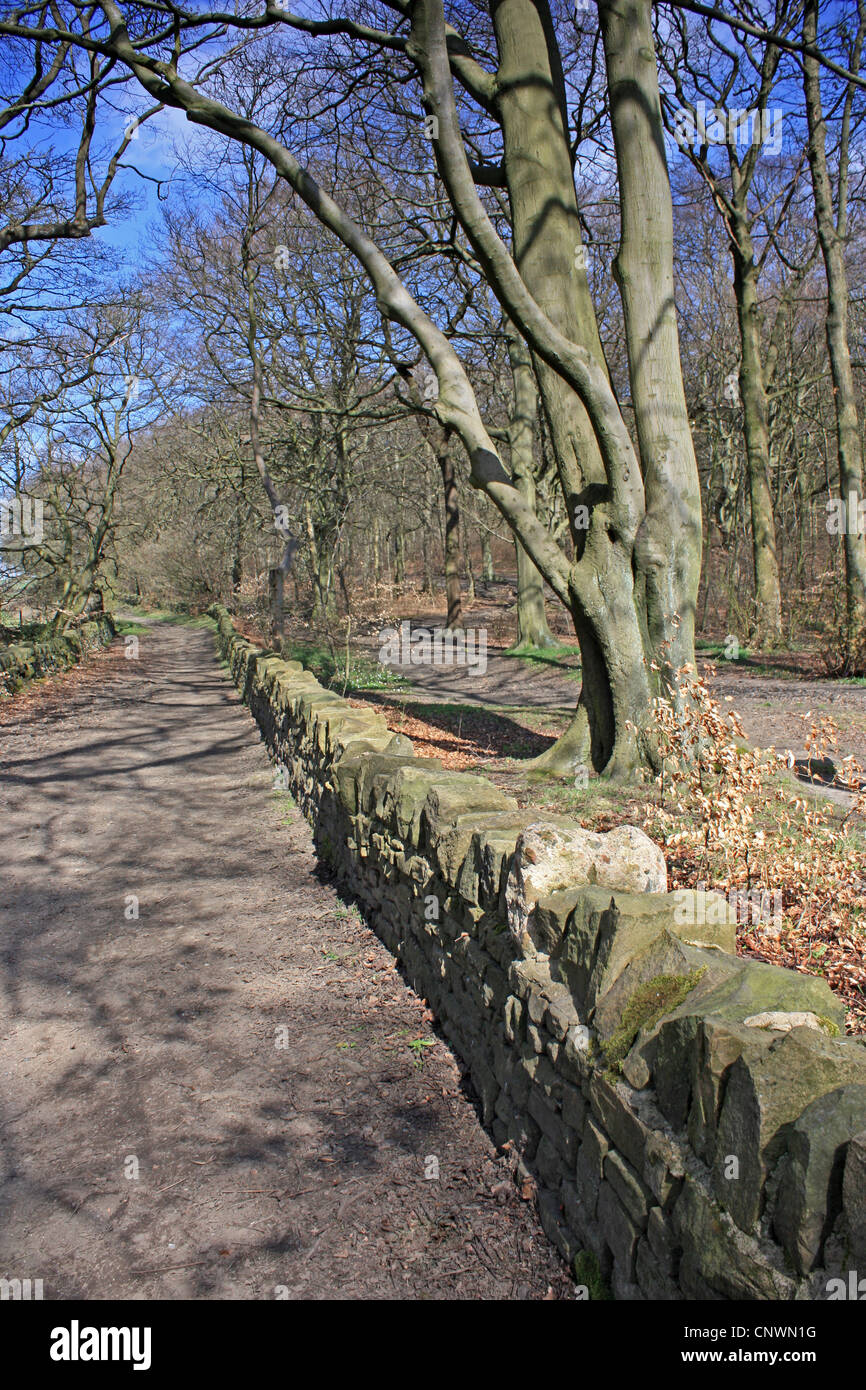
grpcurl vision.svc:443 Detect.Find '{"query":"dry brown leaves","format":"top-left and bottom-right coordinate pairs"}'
top-left (0, 641), bottom-right (127, 738)
top-left (648, 667), bottom-right (866, 1031)
top-left (347, 700), bottom-right (501, 768)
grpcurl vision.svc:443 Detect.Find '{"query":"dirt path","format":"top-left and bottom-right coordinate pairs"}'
top-left (708, 665), bottom-right (866, 767)
top-left (0, 620), bottom-right (573, 1300)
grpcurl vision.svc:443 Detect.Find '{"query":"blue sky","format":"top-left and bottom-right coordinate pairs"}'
top-left (92, 104), bottom-right (217, 258)
top-left (3, 2), bottom-right (863, 314)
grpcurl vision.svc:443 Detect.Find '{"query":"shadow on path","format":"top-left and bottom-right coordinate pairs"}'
top-left (0, 619), bottom-right (572, 1300)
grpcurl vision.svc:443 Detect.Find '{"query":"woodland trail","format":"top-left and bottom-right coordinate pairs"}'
top-left (0, 619), bottom-right (573, 1300)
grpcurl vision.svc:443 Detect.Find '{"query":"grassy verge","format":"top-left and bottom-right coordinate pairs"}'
top-left (282, 637), bottom-right (410, 693)
top-left (114, 605), bottom-right (215, 629)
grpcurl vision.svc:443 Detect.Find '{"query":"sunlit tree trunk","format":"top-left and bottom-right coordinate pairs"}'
top-left (436, 433), bottom-right (463, 628)
top-left (481, 530), bottom-right (494, 582)
top-left (731, 233), bottom-right (783, 645)
top-left (803, 0), bottom-right (866, 664)
top-left (505, 327), bottom-right (557, 649)
top-left (483, 0), bottom-right (652, 775)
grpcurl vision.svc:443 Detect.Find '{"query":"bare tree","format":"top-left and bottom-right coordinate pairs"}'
top-left (3, 0), bottom-right (858, 769)
top-left (803, 0), bottom-right (866, 668)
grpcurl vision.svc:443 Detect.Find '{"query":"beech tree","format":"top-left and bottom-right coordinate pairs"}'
top-left (3, 0), bottom-right (861, 771)
top-left (505, 326), bottom-right (558, 650)
top-left (658, 12), bottom-right (807, 645)
top-left (803, 0), bottom-right (866, 667)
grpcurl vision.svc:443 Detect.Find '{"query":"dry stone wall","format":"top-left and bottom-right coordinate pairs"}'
top-left (0, 614), bottom-right (115, 697)
top-left (212, 604), bottom-right (866, 1301)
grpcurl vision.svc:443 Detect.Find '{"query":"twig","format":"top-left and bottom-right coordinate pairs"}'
top-left (129, 1259), bottom-right (210, 1276)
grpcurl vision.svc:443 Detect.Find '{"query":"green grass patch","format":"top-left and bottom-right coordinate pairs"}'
top-left (116, 605), bottom-right (174, 620)
top-left (573, 1250), bottom-right (614, 1300)
top-left (407, 1036), bottom-right (436, 1069)
top-left (695, 639), bottom-right (752, 661)
top-left (118, 605), bottom-right (214, 628)
top-left (500, 767), bottom-right (651, 823)
top-left (154, 612), bottom-right (215, 628)
top-left (503, 641), bottom-right (583, 679)
top-left (272, 788), bottom-right (296, 822)
top-left (282, 638), bottom-right (409, 693)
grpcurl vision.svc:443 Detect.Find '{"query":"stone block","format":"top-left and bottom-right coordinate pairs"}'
top-left (604, 1149), bottom-right (651, 1229)
top-left (646, 1204), bottom-right (679, 1277)
top-left (672, 1181), bottom-right (797, 1301)
top-left (635, 1237), bottom-right (680, 1299)
top-left (506, 822), bottom-right (668, 947)
top-left (576, 1117), bottom-right (609, 1212)
top-left (537, 1187), bottom-right (580, 1264)
top-left (597, 1180), bottom-right (640, 1281)
top-left (713, 1027), bottom-right (866, 1232)
top-left (841, 1131), bottom-right (866, 1266)
top-left (535, 1135), bottom-right (566, 1189)
top-left (771, 1085), bottom-right (866, 1274)
top-left (561, 1080), bottom-right (587, 1137)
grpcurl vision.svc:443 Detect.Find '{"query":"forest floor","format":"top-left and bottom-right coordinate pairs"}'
top-left (347, 589), bottom-right (866, 771)
top-left (0, 618), bottom-right (574, 1300)
top-left (359, 635), bottom-right (866, 796)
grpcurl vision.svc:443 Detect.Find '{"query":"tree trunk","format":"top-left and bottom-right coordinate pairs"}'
top-left (305, 500), bottom-right (335, 625)
top-left (393, 525), bottom-right (405, 590)
top-left (423, 508), bottom-right (435, 595)
top-left (437, 436), bottom-right (463, 627)
top-left (505, 326), bottom-right (557, 649)
top-left (372, 517), bottom-right (380, 590)
top-left (231, 504), bottom-right (243, 594)
top-left (269, 566), bottom-right (284, 641)
top-left (732, 237), bottom-right (784, 646)
top-left (515, 539), bottom-right (556, 648)
top-left (491, 0), bottom-right (609, 515)
top-left (316, 548), bottom-right (335, 622)
top-left (803, 0), bottom-right (866, 664)
top-left (461, 508), bottom-right (475, 604)
top-left (487, 0), bottom-right (653, 775)
top-left (600, 0), bottom-right (702, 692)
top-left (481, 530), bottom-right (494, 582)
